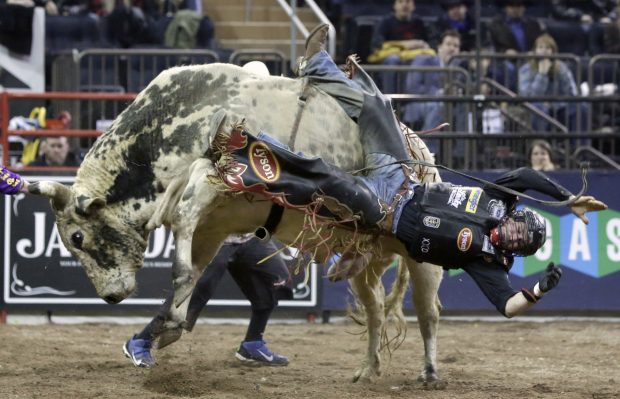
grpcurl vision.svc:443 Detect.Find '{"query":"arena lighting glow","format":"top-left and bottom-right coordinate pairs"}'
top-left (448, 207), bottom-right (620, 278)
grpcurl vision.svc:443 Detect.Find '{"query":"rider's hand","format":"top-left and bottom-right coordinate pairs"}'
top-left (538, 59), bottom-right (552, 74)
top-left (569, 195), bottom-right (608, 224)
top-left (539, 262), bottom-right (562, 293)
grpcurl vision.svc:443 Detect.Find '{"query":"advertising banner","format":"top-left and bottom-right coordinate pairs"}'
top-left (1, 175), bottom-right (320, 311)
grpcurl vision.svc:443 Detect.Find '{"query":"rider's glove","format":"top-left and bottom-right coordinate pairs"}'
top-left (538, 262), bottom-right (563, 293)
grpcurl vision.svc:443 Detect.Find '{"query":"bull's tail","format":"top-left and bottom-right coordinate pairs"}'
top-left (381, 256), bottom-right (409, 353)
top-left (348, 257), bottom-right (409, 353)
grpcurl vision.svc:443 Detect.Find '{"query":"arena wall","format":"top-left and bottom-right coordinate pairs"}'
top-left (2, 171), bottom-right (618, 313)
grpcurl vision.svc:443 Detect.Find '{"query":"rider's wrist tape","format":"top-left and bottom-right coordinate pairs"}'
top-left (533, 282), bottom-right (544, 298)
top-left (521, 288), bottom-right (539, 304)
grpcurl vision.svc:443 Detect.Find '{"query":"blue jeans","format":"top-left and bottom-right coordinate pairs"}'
top-left (304, 50), bottom-right (414, 232)
top-left (304, 50), bottom-right (364, 120)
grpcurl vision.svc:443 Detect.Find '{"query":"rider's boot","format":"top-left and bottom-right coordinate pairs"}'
top-left (295, 24), bottom-right (329, 76)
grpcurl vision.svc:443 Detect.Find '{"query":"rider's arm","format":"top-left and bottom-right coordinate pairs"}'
top-left (462, 260), bottom-right (520, 317)
top-left (484, 167), bottom-right (573, 201)
top-left (464, 260), bottom-right (563, 318)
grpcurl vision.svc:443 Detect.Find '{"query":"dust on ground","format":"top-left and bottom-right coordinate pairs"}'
top-left (0, 320), bottom-right (618, 399)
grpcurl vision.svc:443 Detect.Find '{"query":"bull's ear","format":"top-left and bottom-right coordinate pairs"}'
top-left (75, 195), bottom-right (106, 215)
top-left (27, 181), bottom-right (73, 211)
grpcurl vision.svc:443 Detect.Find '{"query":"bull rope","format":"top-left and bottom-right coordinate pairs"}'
top-left (351, 150), bottom-right (590, 208)
top-left (287, 78), bottom-right (314, 151)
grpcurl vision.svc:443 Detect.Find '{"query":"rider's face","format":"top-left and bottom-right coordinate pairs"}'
top-left (497, 217), bottom-right (529, 251)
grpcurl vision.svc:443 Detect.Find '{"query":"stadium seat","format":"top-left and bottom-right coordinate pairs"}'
top-left (544, 19), bottom-right (588, 56)
top-left (344, 15), bottom-right (382, 63)
top-left (340, 0), bottom-right (391, 20)
top-left (525, 2), bottom-right (551, 18)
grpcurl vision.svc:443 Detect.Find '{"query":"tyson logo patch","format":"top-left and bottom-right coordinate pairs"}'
top-left (457, 228), bottom-right (473, 252)
top-left (249, 142), bottom-right (280, 183)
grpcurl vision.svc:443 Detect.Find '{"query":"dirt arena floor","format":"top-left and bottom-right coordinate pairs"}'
top-left (0, 319), bottom-right (618, 399)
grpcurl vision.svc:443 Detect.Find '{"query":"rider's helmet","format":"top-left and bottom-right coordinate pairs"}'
top-left (490, 208), bottom-right (547, 256)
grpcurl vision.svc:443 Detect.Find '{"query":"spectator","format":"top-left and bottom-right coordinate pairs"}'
top-left (487, 0), bottom-right (545, 54)
top-left (467, 48), bottom-right (518, 93)
top-left (550, 0), bottom-right (617, 24)
top-left (518, 33), bottom-right (587, 133)
top-left (528, 139), bottom-right (557, 171)
top-left (435, 0), bottom-right (476, 51)
top-left (56, 0), bottom-right (106, 17)
top-left (368, 0), bottom-right (431, 93)
top-left (106, 0), bottom-right (151, 47)
top-left (402, 29), bottom-right (462, 145)
top-left (603, 4), bottom-right (620, 53)
top-left (549, 0), bottom-right (616, 56)
top-left (27, 136), bottom-right (81, 166)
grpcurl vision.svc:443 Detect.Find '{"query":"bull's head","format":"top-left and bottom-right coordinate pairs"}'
top-left (29, 181), bottom-right (148, 304)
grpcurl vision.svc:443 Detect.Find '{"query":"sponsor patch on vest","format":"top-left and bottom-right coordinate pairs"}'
top-left (487, 199), bottom-right (507, 219)
top-left (249, 142), bottom-right (280, 183)
top-left (457, 228), bottom-right (473, 252)
top-left (447, 187), bottom-right (467, 208)
top-left (465, 188), bottom-right (483, 214)
top-left (423, 215), bottom-right (441, 228)
top-left (482, 235), bottom-right (495, 254)
top-left (420, 237), bottom-right (431, 253)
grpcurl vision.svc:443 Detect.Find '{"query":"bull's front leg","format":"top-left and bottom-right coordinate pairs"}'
top-left (159, 158), bottom-right (224, 348)
top-left (406, 259), bottom-right (445, 389)
top-left (349, 259), bottom-right (390, 383)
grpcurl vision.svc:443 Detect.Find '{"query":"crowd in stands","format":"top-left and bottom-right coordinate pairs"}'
top-left (343, 0), bottom-right (619, 168)
top-left (0, 0), bottom-right (215, 55)
top-left (1, 0), bottom-right (619, 170)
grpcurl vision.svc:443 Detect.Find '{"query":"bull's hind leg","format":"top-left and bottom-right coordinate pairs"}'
top-left (350, 259), bottom-right (391, 383)
top-left (405, 259), bottom-right (444, 387)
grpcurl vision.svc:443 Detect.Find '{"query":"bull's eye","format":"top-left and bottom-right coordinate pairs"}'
top-left (71, 232), bottom-right (84, 249)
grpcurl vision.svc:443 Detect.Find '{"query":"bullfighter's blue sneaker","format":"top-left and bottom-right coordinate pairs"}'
top-left (235, 340), bottom-right (289, 366)
top-left (123, 335), bottom-right (155, 368)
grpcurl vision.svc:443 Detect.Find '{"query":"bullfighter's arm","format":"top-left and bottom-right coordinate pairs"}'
top-left (0, 165), bottom-right (29, 195)
top-left (463, 260), bottom-right (562, 318)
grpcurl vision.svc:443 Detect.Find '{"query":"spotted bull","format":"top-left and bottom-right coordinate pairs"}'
top-left (27, 63), bottom-right (444, 384)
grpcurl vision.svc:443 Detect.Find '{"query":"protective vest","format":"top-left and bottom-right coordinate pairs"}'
top-left (397, 182), bottom-right (513, 269)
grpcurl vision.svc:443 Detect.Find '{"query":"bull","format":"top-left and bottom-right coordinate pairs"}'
top-left (26, 63), bottom-right (443, 383)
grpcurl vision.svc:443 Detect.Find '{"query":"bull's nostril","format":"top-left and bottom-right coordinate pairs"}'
top-left (103, 294), bottom-right (121, 304)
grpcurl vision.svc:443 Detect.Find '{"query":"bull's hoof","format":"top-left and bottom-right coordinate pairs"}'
top-left (352, 366), bottom-right (380, 383)
top-left (417, 370), bottom-right (446, 390)
top-left (157, 327), bottom-right (183, 349)
top-left (421, 379), bottom-right (448, 390)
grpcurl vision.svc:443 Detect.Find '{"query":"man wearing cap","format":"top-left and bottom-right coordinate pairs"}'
top-left (435, 0), bottom-right (476, 51)
top-left (487, 0), bottom-right (545, 54)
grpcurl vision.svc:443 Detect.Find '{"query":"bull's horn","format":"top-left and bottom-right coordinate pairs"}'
top-left (75, 195), bottom-right (106, 215)
top-left (27, 181), bottom-right (73, 211)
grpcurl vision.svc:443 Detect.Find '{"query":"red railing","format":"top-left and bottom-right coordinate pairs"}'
top-left (0, 91), bottom-right (137, 169)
